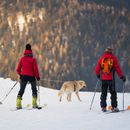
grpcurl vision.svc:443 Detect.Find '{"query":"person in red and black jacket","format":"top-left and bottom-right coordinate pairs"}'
top-left (16, 44), bottom-right (40, 109)
top-left (95, 47), bottom-right (126, 112)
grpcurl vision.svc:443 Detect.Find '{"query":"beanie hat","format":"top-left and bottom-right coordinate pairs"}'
top-left (105, 46), bottom-right (113, 53)
top-left (25, 44), bottom-right (31, 50)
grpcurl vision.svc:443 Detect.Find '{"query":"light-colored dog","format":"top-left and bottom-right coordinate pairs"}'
top-left (58, 80), bottom-right (87, 102)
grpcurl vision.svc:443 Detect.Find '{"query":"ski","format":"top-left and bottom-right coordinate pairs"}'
top-left (26, 106), bottom-right (43, 110)
top-left (10, 107), bottom-right (26, 111)
top-left (105, 111), bottom-right (119, 114)
top-left (105, 109), bottom-right (129, 114)
top-left (10, 106), bottom-right (42, 111)
top-left (10, 104), bottom-right (47, 111)
top-left (25, 103), bottom-right (47, 110)
top-left (35, 106), bottom-right (42, 109)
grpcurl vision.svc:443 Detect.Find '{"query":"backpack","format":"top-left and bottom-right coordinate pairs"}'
top-left (101, 57), bottom-right (114, 74)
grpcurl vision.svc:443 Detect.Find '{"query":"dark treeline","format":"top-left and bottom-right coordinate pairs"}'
top-left (0, 0), bottom-right (130, 92)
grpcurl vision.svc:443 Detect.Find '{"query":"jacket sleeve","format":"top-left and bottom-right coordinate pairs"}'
top-left (16, 58), bottom-right (22, 75)
top-left (33, 58), bottom-right (40, 78)
top-left (113, 56), bottom-right (123, 78)
top-left (95, 59), bottom-right (101, 76)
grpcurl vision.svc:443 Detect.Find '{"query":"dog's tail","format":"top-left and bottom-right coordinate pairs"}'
top-left (58, 86), bottom-right (65, 97)
top-left (58, 90), bottom-right (63, 97)
top-left (58, 89), bottom-right (65, 97)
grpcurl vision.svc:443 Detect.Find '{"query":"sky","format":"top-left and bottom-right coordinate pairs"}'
top-left (0, 77), bottom-right (130, 130)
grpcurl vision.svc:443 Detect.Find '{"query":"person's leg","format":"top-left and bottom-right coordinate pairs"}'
top-left (109, 80), bottom-right (118, 111)
top-left (30, 81), bottom-right (37, 108)
top-left (100, 80), bottom-right (108, 111)
top-left (16, 80), bottom-right (27, 109)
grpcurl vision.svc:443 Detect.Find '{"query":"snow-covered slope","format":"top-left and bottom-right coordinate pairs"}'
top-left (0, 78), bottom-right (130, 130)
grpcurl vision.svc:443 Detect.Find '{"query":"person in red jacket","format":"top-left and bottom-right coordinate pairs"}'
top-left (95, 47), bottom-right (126, 112)
top-left (16, 44), bottom-right (40, 109)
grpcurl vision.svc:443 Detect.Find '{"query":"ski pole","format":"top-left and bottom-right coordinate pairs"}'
top-left (122, 82), bottom-right (125, 111)
top-left (0, 81), bottom-right (18, 104)
top-left (37, 81), bottom-right (40, 106)
top-left (90, 79), bottom-right (100, 110)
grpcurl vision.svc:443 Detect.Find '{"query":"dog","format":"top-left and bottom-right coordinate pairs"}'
top-left (58, 80), bottom-right (87, 102)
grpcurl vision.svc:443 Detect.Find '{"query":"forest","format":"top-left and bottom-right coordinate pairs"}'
top-left (0, 0), bottom-right (130, 91)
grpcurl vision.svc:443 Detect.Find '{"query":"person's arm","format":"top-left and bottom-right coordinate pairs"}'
top-left (113, 56), bottom-right (123, 78)
top-left (95, 59), bottom-right (101, 78)
top-left (33, 58), bottom-right (40, 80)
top-left (16, 58), bottom-right (22, 75)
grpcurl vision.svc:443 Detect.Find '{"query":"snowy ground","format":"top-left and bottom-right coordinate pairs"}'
top-left (0, 77), bottom-right (130, 130)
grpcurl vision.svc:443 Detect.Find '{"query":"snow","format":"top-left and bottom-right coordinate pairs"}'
top-left (0, 77), bottom-right (130, 130)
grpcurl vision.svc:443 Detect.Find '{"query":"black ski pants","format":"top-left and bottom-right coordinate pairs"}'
top-left (17, 80), bottom-right (37, 98)
top-left (100, 80), bottom-right (117, 108)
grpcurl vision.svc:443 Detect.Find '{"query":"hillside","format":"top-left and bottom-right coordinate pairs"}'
top-left (0, 78), bottom-right (130, 130)
top-left (0, 0), bottom-right (130, 91)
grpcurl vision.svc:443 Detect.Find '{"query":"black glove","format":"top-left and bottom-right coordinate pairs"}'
top-left (20, 75), bottom-right (23, 80)
top-left (121, 76), bottom-right (126, 82)
top-left (37, 77), bottom-right (40, 81)
top-left (20, 75), bottom-right (22, 79)
top-left (97, 75), bottom-right (100, 79)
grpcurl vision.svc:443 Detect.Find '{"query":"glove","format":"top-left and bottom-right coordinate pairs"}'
top-left (37, 77), bottom-right (40, 81)
top-left (20, 75), bottom-right (22, 80)
top-left (97, 75), bottom-right (100, 79)
top-left (121, 76), bottom-right (126, 82)
top-left (20, 75), bottom-right (22, 79)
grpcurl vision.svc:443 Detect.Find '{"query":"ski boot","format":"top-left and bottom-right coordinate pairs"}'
top-left (16, 96), bottom-right (22, 109)
top-left (102, 107), bottom-right (107, 112)
top-left (112, 107), bottom-right (119, 112)
top-left (32, 96), bottom-right (37, 108)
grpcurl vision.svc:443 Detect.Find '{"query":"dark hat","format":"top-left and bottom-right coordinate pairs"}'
top-left (25, 44), bottom-right (31, 50)
top-left (105, 46), bottom-right (113, 53)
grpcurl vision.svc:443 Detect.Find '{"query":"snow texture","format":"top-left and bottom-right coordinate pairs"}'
top-left (0, 78), bottom-right (130, 130)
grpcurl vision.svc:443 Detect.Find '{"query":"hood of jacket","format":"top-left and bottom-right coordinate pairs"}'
top-left (24, 50), bottom-right (33, 56)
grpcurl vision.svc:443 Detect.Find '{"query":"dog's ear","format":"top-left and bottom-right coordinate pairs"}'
top-left (79, 81), bottom-right (83, 86)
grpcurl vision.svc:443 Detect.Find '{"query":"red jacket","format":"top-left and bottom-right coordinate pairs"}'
top-left (16, 50), bottom-right (40, 79)
top-left (95, 52), bottom-right (123, 80)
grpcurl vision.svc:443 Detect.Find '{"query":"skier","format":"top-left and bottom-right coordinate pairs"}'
top-left (95, 46), bottom-right (126, 112)
top-left (16, 44), bottom-right (40, 109)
